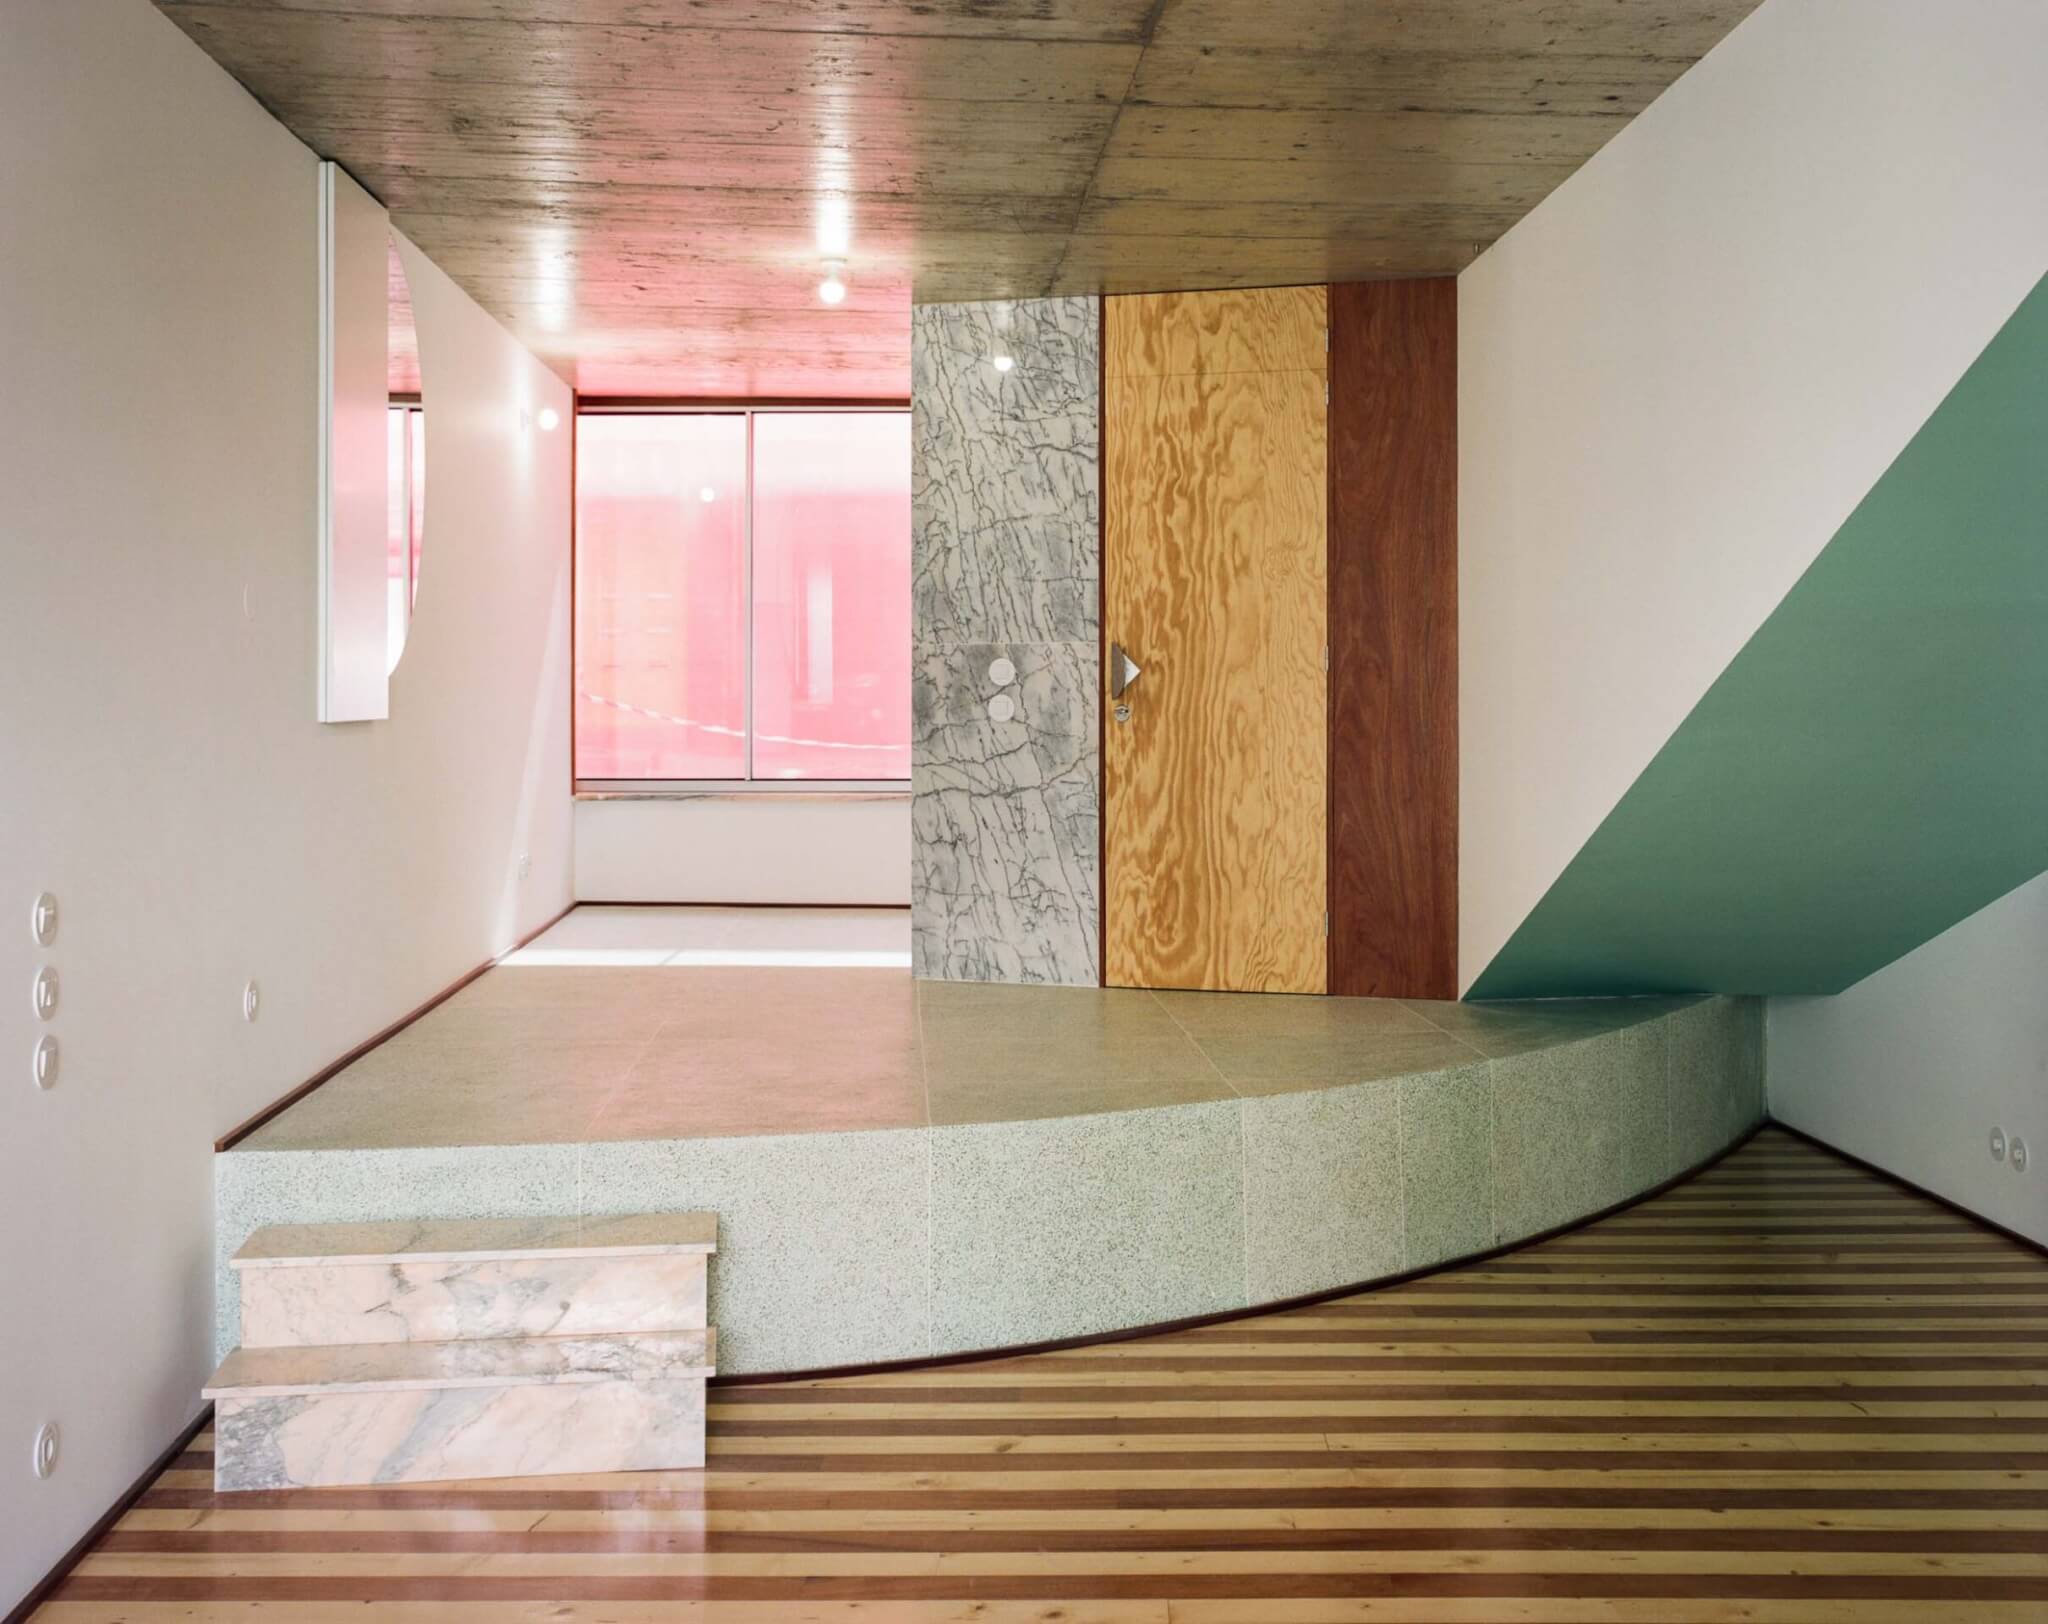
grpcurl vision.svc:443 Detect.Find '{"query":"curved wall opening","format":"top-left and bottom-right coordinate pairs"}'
top-left (385, 232), bottom-right (425, 673)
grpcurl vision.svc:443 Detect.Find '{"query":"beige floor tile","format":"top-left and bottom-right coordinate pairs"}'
top-left (439, 965), bottom-right (689, 1012)
top-left (243, 1039), bottom-right (640, 1151)
top-left (1150, 990), bottom-right (1477, 1088)
top-left (926, 1069), bottom-right (1236, 1127)
top-left (1202, 1025), bottom-right (1491, 1092)
top-left (919, 981), bottom-right (1214, 1089)
top-left (641, 965), bottom-right (920, 1025)
top-left (594, 1034), bottom-right (927, 1141)
top-left (1403, 994), bottom-right (1698, 1058)
top-left (407, 995), bottom-right (677, 1046)
top-left (1153, 989), bottom-right (1439, 1038)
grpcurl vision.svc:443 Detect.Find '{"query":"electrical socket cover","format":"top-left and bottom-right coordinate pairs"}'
top-left (31, 1422), bottom-right (58, 1480)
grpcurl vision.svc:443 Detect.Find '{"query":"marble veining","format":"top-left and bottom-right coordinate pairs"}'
top-left (208, 1329), bottom-right (715, 1396)
top-left (234, 1210), bottom-right (716, 1266)
top-left (912, 640), bottom-right (1099, 984)
top-left (911, 296), bottom-right (1101, 986)
top-left (212, 1377), bottom-right (708, 1491)
top-left (912, 299), bottom-right (1099, 646)
top-left (238, 1253), bottom-right (708, 1348)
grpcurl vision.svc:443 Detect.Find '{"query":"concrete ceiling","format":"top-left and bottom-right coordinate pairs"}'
top-left (156, 0), bottom-right (1761, 397)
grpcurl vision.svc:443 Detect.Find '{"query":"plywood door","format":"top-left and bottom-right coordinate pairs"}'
top-left (1103, 287), bottom-right (1328, 993)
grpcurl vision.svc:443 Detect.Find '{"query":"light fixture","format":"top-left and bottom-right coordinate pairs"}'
top-left (536, 405), bottom-right (560, 432)
top-left (815, 195), bottom-right (852, 260)
top-left (992, 354), bottom-right (1015, 373)
top-left (817, 260), bottom-right (847, 306)
top-left (699, 486), bottom-right (716, 503)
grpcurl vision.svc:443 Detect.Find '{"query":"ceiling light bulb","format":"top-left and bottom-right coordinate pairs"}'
top-left (992, 354), bottom-right (1015, 373)
top-left (700, 486), bottom-right (716, 503)
top-left (536, 406), bottom-right (560, 432)
top-left (818, 261), bottom-right (847, 306)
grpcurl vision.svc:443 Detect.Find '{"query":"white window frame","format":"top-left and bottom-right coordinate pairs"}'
top-left (572, 403), bottom-right (912, 795)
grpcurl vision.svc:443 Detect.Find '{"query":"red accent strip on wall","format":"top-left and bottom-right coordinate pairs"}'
top-left (1328, 279), bottom-right (1459, 998)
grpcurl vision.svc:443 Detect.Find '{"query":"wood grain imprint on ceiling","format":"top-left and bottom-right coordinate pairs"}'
top-left (155, 0), bottom-right (1762, 396)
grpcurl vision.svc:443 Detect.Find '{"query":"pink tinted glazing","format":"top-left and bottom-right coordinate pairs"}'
top-left (750, 412), bottom-right (912, 780)
top-left (574, 414), bottom-right (748, 779)
top-left (385, 405), bottom-right (425, 669)
top-left (386, 409), bottom-right (410, 658)
top-left (409, 407), bottom-right (425, 606)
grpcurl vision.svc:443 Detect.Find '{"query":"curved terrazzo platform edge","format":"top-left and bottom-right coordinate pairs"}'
top-left (215, 995), bottom-right (1764, 1374)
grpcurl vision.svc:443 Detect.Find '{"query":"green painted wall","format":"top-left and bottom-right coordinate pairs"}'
top-left (1470, 271), bottom-right (2048, 1000)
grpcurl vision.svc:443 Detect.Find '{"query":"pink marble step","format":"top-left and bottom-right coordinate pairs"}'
top-left (205, 1330), bottom-right (716, 1492)
top-left (232, 1212), bottom-right (716, 1348)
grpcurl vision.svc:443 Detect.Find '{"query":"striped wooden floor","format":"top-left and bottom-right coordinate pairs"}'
top-left (33, 1126), bottom-right (2048, 1622)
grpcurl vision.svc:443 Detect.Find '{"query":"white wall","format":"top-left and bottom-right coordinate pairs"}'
top-left (1457, 0), bottom-right (2048, 992)
top-left (1770, 877), bottom-right (2048, 1248)
top-left (575, 797), bottom-right (911, 905)
top-left (0, 1), bottom-right (572, 1606)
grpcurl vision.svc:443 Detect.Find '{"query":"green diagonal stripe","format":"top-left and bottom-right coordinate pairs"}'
top-left (1470, 269), bottom-right (2048, 999)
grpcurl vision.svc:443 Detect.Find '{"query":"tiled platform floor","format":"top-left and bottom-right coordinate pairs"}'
top-left (220, 907), bottom-right (1763, 1372)
top-left (244, 905), bottom-right (1703, 1150)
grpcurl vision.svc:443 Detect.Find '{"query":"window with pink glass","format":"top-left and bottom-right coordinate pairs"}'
top-left (574, 410), bottom-right (910, 783)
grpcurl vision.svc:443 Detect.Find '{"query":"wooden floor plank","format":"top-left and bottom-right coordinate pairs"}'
top-left (33, 1128), bottom-right (2048, 1622)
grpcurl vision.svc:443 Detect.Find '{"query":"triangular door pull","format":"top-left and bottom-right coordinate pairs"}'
top-left (1109, 641), bottom-right (1143, 700)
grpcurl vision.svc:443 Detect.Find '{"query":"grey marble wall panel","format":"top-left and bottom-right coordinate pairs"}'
top-left (912, 296), bottom-right (1100, 985)
top-left (912, 299), bottom-right (1099, 646)
top-left (911, 640), bottom-right (1098, 983)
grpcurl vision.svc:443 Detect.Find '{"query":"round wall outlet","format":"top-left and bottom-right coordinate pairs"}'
top-left (30, 892), bottom-right (58, 947)
top-left (31, 1422), bottom-right (59, 1480)
top-left (32, 966), bottom-right (58, 1022)
top-left (33, 1034), bottom-right (58, 1092)
top-left (1991, 1126), bottom-right (2008, 1161)
top-left (2011, 1137), bottom-right (2029, 1174)
top-left (242, 979), bottom-right (261, 1023)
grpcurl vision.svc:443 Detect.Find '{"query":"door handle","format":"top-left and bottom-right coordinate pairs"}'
top-left (1109, 641), bottom-right (1143, 701)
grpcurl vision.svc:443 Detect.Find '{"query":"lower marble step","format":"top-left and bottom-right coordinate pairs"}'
top-left (203, 1329), bottom-right (715, 1492)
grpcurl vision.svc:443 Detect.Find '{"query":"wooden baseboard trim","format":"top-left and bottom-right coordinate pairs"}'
top-left (575, 899), bottom-right (911, 910)
top-left (3, 1404), bottom-right (213, 1624)
top-left (212, 902), bottom-right (577, 1152)
top-left (714, 1122), bottom-right (1765, 1386)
